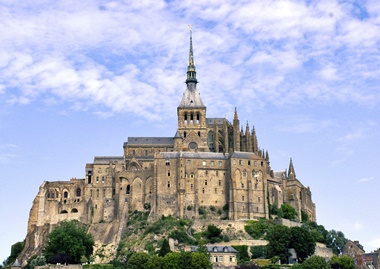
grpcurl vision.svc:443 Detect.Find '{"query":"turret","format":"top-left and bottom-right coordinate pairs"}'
top-left (288, 158), bottom-right (296, 180)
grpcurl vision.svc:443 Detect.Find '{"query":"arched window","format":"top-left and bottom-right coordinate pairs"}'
top-left (190, 113), bottom-right (194, 124)
top-left (76, 188), bottom-right (81, 197)
top-left (196, 113), bottom-right (200, 124)
top-left (184, 113), bottom-right (188, 124)
top-left (63, 191), bottom-right (68, 198)
top-left (126, 185), bottom-right (131, 194)
top-left (60, 210), bottom-right (68, 214)
top-left (71, 208), bottom-right (78, 213)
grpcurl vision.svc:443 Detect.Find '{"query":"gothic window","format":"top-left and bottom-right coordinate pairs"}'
top-left (76, 188), bottom-right (81, 197)
top-left (196, 113), bottom-right (200, 124)
top-left (64, 191), bottom-right (68, 198)
top-left (190, 113), bottom-right (194, 124)
top-left (184, 113), bottom-right (188, 124)
top-left (132, 149), bottom-right (136, 156)
top-left (96, 189), bottom-right (99, 198)
top-left (219, 180), bottom-right (221, 186)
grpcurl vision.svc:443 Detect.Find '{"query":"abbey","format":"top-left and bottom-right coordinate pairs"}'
top-left (19, 30), bottom-right (315, 264)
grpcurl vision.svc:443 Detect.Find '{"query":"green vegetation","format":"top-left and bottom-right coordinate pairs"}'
top-left (330, 255), bottom-right (355, 269)
top-left (44, 220), bottom-right (94, 264)
top-left (301, 255), bottom-right (330, 269)
top-left (232, 245), bottom-right (250, 265)
top-left (245, 218), bottom-right (274, 239)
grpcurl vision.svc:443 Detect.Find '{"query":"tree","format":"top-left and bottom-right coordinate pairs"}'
top-left (289, 226), bottom-right (315, 263)
top-left (266, 225), bottom-right (291, 263)
top-left (126, 252), bottom-right (150, 269)
top-left (191, 252), bottom-right (212, 269)
top-left (204, 224), bottom-right (222, 243)
top-left (158, 238), bottom-right (171, 257)
top-left (44, 220), bottom-right (94, 264)
top-left (232, 245), bottom-right (250, 265)
top-left (145, 256), bottom-right (164, 269)
top-left (326, 230), bottom-right (347, 255)
top-left (29, 256), bottom-right (46, 268)
top-left (330, 255), bottom-right (355, 269)
top-left (301, 256), bottom-right (330, 269)
top-left (280, 204), bottom-right (297, 221)
top-left (162, 252), bottom-right (181, 269)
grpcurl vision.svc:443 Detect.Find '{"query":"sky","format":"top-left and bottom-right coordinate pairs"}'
top-left (1, 0), bottom-right (380, 262)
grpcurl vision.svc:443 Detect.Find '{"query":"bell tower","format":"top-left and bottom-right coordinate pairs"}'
top-left (176, 27), bottom-right (208, 151)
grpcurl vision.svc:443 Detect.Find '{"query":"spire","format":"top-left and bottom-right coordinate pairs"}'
top-left (186, 25), bottom-right (197, 84)
top-left (234, 107), bottom-right (238, 121)
top-left (288, 158), bottom-right (296, 179)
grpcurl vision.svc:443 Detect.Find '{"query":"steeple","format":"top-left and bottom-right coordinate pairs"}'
top-left (186, 26), bottom-right (197, 84)
top-left (178, 26), bottom-right (205, 108)
top-left (288, 158), bottom-right (296, 180)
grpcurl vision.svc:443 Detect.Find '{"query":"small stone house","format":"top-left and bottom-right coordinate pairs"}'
top-left (191, 245), bottom-right (238, 269)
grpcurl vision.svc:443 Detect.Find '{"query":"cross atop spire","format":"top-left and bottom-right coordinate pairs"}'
top-left (186, 26), bottom-right (197, 84)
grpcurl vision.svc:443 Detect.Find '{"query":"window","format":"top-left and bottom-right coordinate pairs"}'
top-left (239, 160), bottom-right (242, 165)
top-left (219, 256), bottom-right (223, 262)
top-left (219, 180), bottom-right (221, 186)
top-left (258, 197), bottom-right (261, 202)
top-left (168, 181), bottom-right (171, 188)
top-left (96, 176), bottom-right (99, 183)
top-left (198, 131), bottom-right (201, 137)
top-left (190, 184), bottom-right (193, 190)
top-left (205, 180), bottom-right (208, 186)
top-left (102, 176), bottom-right (105, 183)
top-left (243, 170), bottom-right (247, 177)
top-left (76, 188), bottom-right (81, 197)
top-left (242, 195), bottom-right (245, 201)
top-left (103, 189), bottom-right (106, 197)
top-left (64, 191), bottom-right (68, 198)
top-left (248, 160), bottom-right (251, 165)
top-left (254, 161), bottom-right (257, 167)
top-left (205, 170), bottom-right (208, 176)
top-left (126, 185), bottom-right (131, 194)
top-left (202, 160), bottom-right (206, 166)
top-left (216, 171), bottom-right (219, 176)
top-left (132, 150), bottom-right (136, 156)
top-left (196, 113), bottom-right (200, 124)
top-left (165, 159), bottom-right (170, 166)
top-left (187, 160), bottom-right (191, 165)
top-left (241, 183), bottom-right (244, 188)
top-left (218, 161), bottom-right (222, 167)
top-left (96, 189), bottom-right (99, 198)
top-left (202, 188), bottom-right (205, 193)
top-left (215, 188), bottom-right (217, 193)
top-left (90, 190), bottom-right (93, 197)
top-left (184, 131), bottom-right (187, 138)
top-left (145, 150), bottom-right (148, 156)
top-left (167, 170), bottom-right (171, 176)
top-left (211, 161), bottom-right (214, 167)
top-left (261, 161), bottom-right (264, 167)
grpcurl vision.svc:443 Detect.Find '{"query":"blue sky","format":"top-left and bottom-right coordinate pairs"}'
top-left (1, 0), bottom-right (380, 262)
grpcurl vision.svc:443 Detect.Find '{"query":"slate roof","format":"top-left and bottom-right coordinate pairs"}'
top-left (231, 151), bottom-right (258, 159)
top-left (159, 151), bottom-right (230, 160)
top-left (206, 117), bottom-right (225, 125)
top-left (178, 83), bottom-right (205, 108)
top-left (126, 137), bottom-right (174, 146)
top-left (94, 156), bottom-right (124, 164)
top-left (190, 245), bottom-right (238, 253)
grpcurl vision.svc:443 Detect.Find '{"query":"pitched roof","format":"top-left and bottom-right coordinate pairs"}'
top-left (127, 137), bottom-right (174, 146)
top-left (178, 83), bottom-right (205, 108)
top-left (159, 151), bottom-right (229, 160)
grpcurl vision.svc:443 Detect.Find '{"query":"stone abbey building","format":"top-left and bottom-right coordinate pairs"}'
top-left (19, 30), bottom-right (316, 264)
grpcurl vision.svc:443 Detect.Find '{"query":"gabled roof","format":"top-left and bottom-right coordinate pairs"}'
top-left (159, 151), bottom-right (229, 160)
top-left (94, 156), bottom-right (124, 164)
top-left (190, 245), bottom-right (238, 253)
top-left (126, 137), bottom-right (174, 146)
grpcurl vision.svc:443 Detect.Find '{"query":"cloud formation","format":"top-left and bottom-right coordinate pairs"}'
top-left (1, 0), bottom-right (380, 121)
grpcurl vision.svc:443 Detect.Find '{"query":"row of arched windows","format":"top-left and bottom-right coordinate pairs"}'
top-left (60, 208), bottom-right (78, 214)
top-left (48, 188), bottom-right (81, 199)
top-left (183, 112), bottom-right (201, 124)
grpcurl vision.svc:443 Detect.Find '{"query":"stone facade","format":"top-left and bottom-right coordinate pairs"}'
top-left (18, 30), bottom-right (316, 265)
